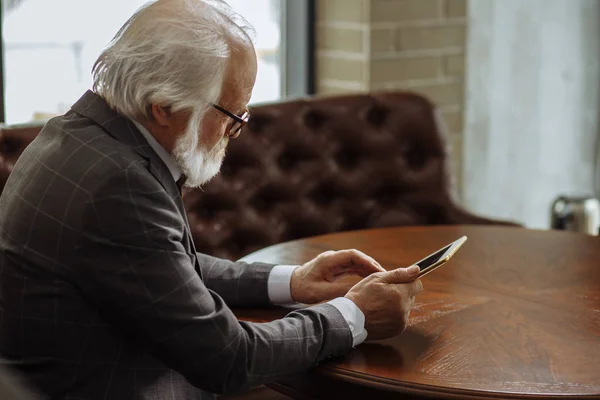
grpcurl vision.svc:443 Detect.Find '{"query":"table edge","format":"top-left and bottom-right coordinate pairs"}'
top-left (316, 365), bottom-right (600, 399)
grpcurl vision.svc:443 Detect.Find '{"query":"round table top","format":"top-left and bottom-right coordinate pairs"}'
top-left (238, 225), bottom-right (600, 399)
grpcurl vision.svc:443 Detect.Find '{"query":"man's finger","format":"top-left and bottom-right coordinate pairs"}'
top-left (320, 249), bottom-right (385, 275)
top-left (410, 278), bottom-right (424, 296)
top-left (329, 264), bottom-right (380, 279)
top-left (346, 249), bottom-right (386, 273)
top-left (379, 265), bottom-right (420, 284)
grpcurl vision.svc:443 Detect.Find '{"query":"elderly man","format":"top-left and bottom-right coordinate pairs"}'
top-left (0, 0), bottom-right (422, 399)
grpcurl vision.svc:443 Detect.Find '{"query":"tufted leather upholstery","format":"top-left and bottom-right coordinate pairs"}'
top-left (183, 91), bottom-right (515, 260)
top-left (0, 91), bottom-right (515, 262)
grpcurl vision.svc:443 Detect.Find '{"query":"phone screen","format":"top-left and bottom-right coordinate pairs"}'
top-left (416, 244), bottom-right (452, 270)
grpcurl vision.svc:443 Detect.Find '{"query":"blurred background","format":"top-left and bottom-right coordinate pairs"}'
top-left (1, 0), bottom-right (599, 231)
top-left (2, 0), bottom-right (285, 119)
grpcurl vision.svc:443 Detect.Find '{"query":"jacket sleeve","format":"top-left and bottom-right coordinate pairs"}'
top-left (193, 251), bottom-right (276, 308)
top-left (70, 166), bottom-right (352, 395)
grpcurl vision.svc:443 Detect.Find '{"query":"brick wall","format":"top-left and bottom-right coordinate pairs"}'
top-left (316, 0), bottom-right (467, 193)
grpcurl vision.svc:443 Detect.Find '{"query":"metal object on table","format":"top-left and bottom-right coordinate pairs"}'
top-left (551, 195), bottom-right (600, 235)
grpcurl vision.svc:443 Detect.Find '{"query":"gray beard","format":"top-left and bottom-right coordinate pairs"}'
top-left (172, 122), bottom-right (227, 188)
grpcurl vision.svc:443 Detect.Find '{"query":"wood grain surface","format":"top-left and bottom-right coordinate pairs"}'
top-left (237, 226), bottom-right (600, 399)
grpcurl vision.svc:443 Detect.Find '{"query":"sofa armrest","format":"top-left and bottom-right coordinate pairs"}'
top-left (446, 204), bottom-right (522, 226)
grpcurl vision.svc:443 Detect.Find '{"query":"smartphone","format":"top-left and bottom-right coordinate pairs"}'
top-left (413, 236), bottom-right (467, 278)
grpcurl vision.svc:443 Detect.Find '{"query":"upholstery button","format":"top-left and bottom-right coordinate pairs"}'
top-left (277, 146), bottom-right (317, 171)
top-left (220, 145), bottom-right (262, 178)
top-left (372, 183), bottom-right (403, 205)
top-left (334, 146), bottom-right (360, 170)
top-left (277, 154), bottom-right (294, 170)
top-left (194, 194), bottom-right (236, 220)
top-left (404, 146), bottom-right (427, 169)
top-left (365, 105), bottom-right (388, 126)
top-left (251, 184), bottom-right (294, 213)
top-left (309, 182), bottom-right (336, 206)
top-left (252, 197), bottom-right (268, 213)
top-left (302, 109), bottom-right (326, 129)
top-left (197, 207), bottom-right (216, 219)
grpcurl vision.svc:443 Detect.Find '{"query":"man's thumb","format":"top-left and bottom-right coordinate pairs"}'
top-left (380, 265), bottom-right (420, 283)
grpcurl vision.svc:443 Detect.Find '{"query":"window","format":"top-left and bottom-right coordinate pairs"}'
top-left (0, 0), bottom-right (312, 124)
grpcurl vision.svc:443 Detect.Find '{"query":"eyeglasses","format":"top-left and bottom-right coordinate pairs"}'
top-left (211, 103), bottom-right (250, 139)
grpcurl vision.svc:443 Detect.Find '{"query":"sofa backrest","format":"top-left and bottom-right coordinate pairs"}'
top-left (183, 92), bottom-right (459, 259)
top-left (1, 91), bottom-right (503, 261)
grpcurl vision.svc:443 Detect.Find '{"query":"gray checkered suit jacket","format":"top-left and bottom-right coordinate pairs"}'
top-left (0, 91), bottom-right (352, 400)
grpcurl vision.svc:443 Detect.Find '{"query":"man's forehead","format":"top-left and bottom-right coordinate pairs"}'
top-left (219, 84), bottom-right (250, 110)
top-left (221, 75), bottom-right (254, 108)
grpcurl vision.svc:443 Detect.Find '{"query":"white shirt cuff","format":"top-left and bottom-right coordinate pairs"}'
top-left (327, 297), bottom-right (368, 347)
top-left (267, 265), bottom-right (299, 305)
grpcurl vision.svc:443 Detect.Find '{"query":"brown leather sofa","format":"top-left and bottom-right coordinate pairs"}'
top-left (0, 91), bottom-right (515, 262)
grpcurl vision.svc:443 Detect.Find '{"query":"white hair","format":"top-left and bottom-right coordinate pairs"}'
top-left (92, 0), bottom-right (254, 122)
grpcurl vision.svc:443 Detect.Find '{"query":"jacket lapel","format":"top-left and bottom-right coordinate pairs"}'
top-left (71, 91), bottom-right (182, 205)
top-left (70, 91), bottom-right (200, 268)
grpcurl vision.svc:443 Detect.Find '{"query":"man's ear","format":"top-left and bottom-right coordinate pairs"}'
top-left (150, 104), bottom-right (172, 127)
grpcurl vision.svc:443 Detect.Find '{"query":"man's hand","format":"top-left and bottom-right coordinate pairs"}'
top-left (345, 266), bottom-right (423, 340)
top-left (290, 249), bottom-right (386, 304)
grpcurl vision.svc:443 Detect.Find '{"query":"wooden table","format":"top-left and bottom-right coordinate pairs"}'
top-left (237, 225), bottom-right (600, 399)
